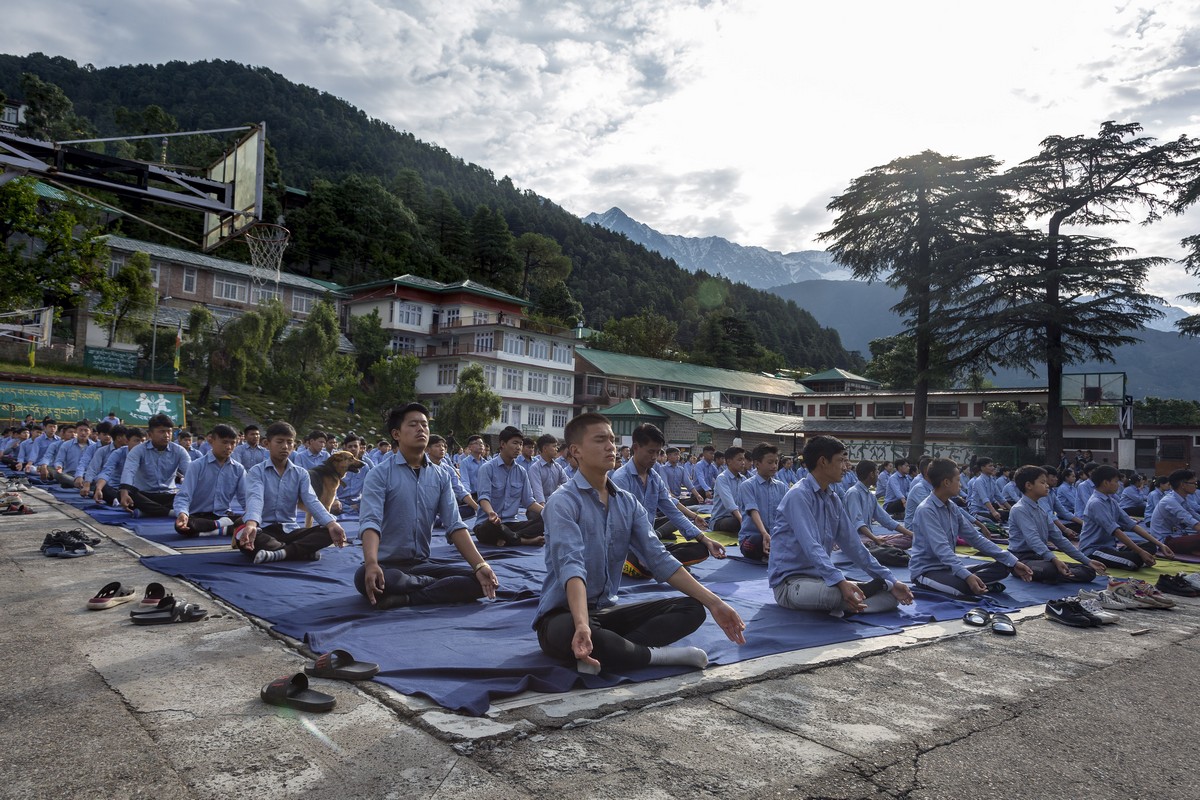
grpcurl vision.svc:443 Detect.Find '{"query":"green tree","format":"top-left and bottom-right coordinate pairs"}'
top-left (222, 300), bottom-right (290, 393)
top-left (180, 305), bottom-right (221, 406)
top-left (17, 72), bottom-right (93, 140)
top-left (267, 300), bottom-right (358, 428)
top-left (863, 334), bottom-right (959, 391)
top-left (94, 252), bottom-right (155, 347)
top-left (944, 122), bottom-right (1199, 459)
top-left (966, 401), bottom-right (1044, 463)
top-left (1176, 234), bottom-right (1200, 336)
top-left (433, 363), bottom-right (502, 441)
top-left (531, 279), bottom-right (583, 326)
top-left (348, 309), bottom-right (390, 375)
top-left (590, 309), bottom-right (678, 359)
top-left (469, 205), bottom-right (521, 293)
top-left (819, 151), bottom-right (1009, 460)
top-left (368, 354), bottom-right (420, 420)
top-left (0, 177), bottom-right (109, 312)
top-left (1134, 397), bottom-right (1200, 426)
top-left (514, 232), bottom-right (572, 298)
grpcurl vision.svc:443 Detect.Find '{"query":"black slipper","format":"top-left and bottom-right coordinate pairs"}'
top-left (261, 673), bottom-right (336, 712)
top-left (129, 596), bottom-right (207, 624)
top-left (963, 607), bottom-right (992, 627)
top-left (991, 613), bottom-right (1016, 636)
top-left (304, 649), bottom-right (380, 681)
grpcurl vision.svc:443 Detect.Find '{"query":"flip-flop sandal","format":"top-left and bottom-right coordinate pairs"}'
top-left (991, 613), bottom-right (1016, 636)
top-left (304, 649), bottom-right (380, 681)
top-left (140, 582), bottom-right (171, 609)
top-left (963, 607), bottom-right (992, 627)
top-left (261, 673), bottom-right (336, 712)
top-left (87, 581), bottom-right (138, 610)
top-left (130, 596), bottom-right (208, 624)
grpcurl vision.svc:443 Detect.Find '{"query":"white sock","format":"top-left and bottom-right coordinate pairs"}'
top-left (647, 646), bottom-right (708, 669)
top-left (253, 548), bottom-right (287, 564)
top-left (576, 659), bottom-right (601, 675)
top-left (205, 516), bottom-right (234, 538)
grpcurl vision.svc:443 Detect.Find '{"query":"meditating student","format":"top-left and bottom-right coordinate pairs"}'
top-left (93, 427), bottom-right (144, 505)
top-left (1119, 474), bottom-right (1147, 517)
top-left (80, 423), bottom-right (120, 496)
top-left (363, 439), bottom-right (392, 466)
top-left (289, 430), bottom-right (329, 469)
top-left (14, 423), bottom-right (42, 473)
top-left (1075, 462), bottom-right (1099, 511)
top-left (777, 455), bottom-right (798, 487)
top-left (709, 446), bottom-right (748, 534)
top-left (529, 433), bottom-right (569, 505)
top-left (1079, 464), bottom-right (1175, 571)
top-left (657, 446), bottom-right (702, 505)
top-left (238, 421), bottom-right (347, 565)
top-left (876, 461), bottom-right (894, 501)
top-left (51, 421), bottom-right (92, 489)
top-left (357, 403), bottom-right (498, 610)
top-left (768, 436), bottom-right (914, 615)
top-left (173, 424), bottom-right (246, 538)
top-left (736, 442), bottom-right (790, 562)
top-left (902, 457), bottom-right (934, 531)
top-left (612, 424), bottom-right (723, 575)
top-left (1147, 470), bottom-right (1200, 553)
top-left (36, 421), bottom-right (70, 480)
top-left (693, 445), bottom-right (719, 502)
top-left (176, 430), bottom-right (200, 461)
top-left (967, 457), bottom-right (1009, 523)
top-left (909, 458), bottom-right (1034, 598)
top-left (473, 426), bottom-right (545, 546)
top-left (882, 459), bottom-right (910, 517)
top-left (515, 437), bottom-right (536, 472)
top-left (458, 435), bottom-right (487, 495)
top-left (534, 413), bottom-right (746, 674)
top-left (1007, 466), bottom-right (1103, 583)
top-left (1145, 475), bottom-right (1169, 519)
top-left (846, 460), bottom-right (914, 550)
top-left (334, 435), bottom-right (372, 513)
top-left (118, 414), bottom-right (191, 517)
top-left (231, 424), bottom-right (269, 472)
top-left (1041, 465), bottom-right (1083, 537)
top-left (427, 434), bottom-right (478, 520)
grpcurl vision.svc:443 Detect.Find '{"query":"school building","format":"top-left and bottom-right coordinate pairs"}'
top-left (340, 275), bottom-right (577, 439)
top-left (600, 397), bottom-right (804, 454)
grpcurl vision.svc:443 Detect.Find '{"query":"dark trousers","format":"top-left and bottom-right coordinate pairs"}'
top-left (913, 560), bottom-right (1011, 598)
top-left (239, 522), bottom-right (332, 560)
top-left (353, 558), bottom-right (484, 606)
top-left (1122, 504), bottom-right (1146, 518)
top-left (677, 494), bottom-right (701, 507)
top-left (884, 499), bottom-right (905, 517)
top-left (535, 597), bottom-right (706, 670)
top-left (474, 509), bottom-right (544, 546)
top-left (711, 515), bottom-right (739, 534)
top-left (176, 511), bottom-right (242, 538)
top-left (739, 533), bottom-right (768, 562)
top-left (1010, 551), bottom-right (1096, 584)
top-left (55, 472), bottom-right (78, 489)
top-left (98, 484), bottom-right (120, 504)
top-left (125, 487), bottom-right (176, 517)
top-left (1164, 532), bottom-right (1200, 554)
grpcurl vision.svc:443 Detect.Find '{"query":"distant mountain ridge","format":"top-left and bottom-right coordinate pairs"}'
top-left (583, 207), bottom-right (850, 290)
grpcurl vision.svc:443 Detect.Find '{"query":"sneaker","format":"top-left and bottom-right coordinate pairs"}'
top-left (1181, 573), bottom-right (1200, 592)
top-left (1077, 597), bottom-right (1120, 624)
top-left (1109, 581), bottom-right (1168, 609)
top-left (1156, 574), bottom-right (1199, 598)
top-left (1079, 588), bottom-right (1136, 611)
top-left (1045, 598), bottom-right (1099, 628)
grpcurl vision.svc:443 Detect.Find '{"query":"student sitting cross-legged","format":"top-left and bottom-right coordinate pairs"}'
top-left (473, 426), bottom-right (546, 547)
top-left (237, 421), bottom-right (347, 565)
top-left (52, 421), bottom-right (93, 489)
top-left (118, 414), bottom-right (191, 517)
top-left (847, 459), bottom-right (914, 550)
top-left (709, 446), bottom-right (748, 534)
top-left (1007, 465), bottom-right (1104, 584)
top-left (93, 427), bottom-right (144, 506)
top-left (1080, 464), bottom-right (1175, 571)
top-left (173, 424), bottom-right (246, 538)
top-left (534, 413), bottom-right (746, 675)
top-left (910, 458), bottom-right (1034, 598)
top-left (426, 434), bottom-right (479, 521)
top-left (1145, 469), bottom-right (1200, 555)
top-left (768, 436), bottom-right (915, 616)
top-left (735, 442), bottom-right (790, 562)
top-left (356, 404), bottom-right (499, 610)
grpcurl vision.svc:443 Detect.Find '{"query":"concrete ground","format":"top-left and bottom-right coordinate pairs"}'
top-left (2, 486), bottom-right (1198, 799)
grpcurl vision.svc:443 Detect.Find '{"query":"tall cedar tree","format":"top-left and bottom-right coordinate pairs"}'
top-left (948, 122), bottom-right (1199, 458)
top-left (1177, 235), bottom-right (1200, 336)
top-left (819, 151), bottom-right (1009, 459)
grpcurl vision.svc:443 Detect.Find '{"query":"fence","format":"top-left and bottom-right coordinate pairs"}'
top-left (843, 440), bottom-right (1024, 467)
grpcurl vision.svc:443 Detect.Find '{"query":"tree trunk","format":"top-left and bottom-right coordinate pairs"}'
top-left (909, 183), bottom-right (931, 461)
top-left (1044, 217), bottom-right (1066, 460)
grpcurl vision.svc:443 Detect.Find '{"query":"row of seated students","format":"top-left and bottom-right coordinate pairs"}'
top-left (11, 408), bottom-right (1200, 676)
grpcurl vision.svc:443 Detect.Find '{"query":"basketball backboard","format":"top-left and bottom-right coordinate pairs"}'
top-left (202, 123), bottom-right (266, 251)
top-left (1061, 372), bottom-right (1126, 406)
top-left (692, 390), bottom-right (722, 413)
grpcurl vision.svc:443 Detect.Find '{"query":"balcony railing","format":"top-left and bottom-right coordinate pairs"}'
top-left (431, 313), bottom-right (569, 336)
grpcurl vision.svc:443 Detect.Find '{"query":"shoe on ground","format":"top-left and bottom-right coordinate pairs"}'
top-left (1045, 597), bottom-right (1101, 628)
top-left (1109, 581), bottom-right (1169, 609)
top-left (1181, 573), bottom-right (1200, 592)
top-left (1077, 597), bottom-right (1120, 624)
top-left (1156, 574), bottom-right (1199, 598)
top-left (1078, 588), bottom-right (1137, 611)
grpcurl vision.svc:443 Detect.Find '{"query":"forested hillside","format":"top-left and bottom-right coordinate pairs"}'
top-left (0, 52), bottom-right (861, 372)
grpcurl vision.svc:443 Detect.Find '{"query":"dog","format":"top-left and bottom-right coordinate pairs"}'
top-left (306, 450), bottom-right (365, 527)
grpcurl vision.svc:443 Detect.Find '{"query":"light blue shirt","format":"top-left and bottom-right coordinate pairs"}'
top-left (528, 455), bottom-right (568, 504)
top-left (767, 475), bottom-right (895, 589)
top-left (83, 442), bottom-right (116, 483)
top-left (611, 460), bottom-right (703, 541)
top-left (459, 454), bottom-right (486, 494)
top-left (289, 448), bottom-right (328, 468)
top-left (694, 458), bottom-right (719, 493)
top-left (245, 458), bottom-right (333, 532)
top-left (359, 453), bottom-right (466, 563)
top-left (120, 440), bottom-right (191, 492)
top-left (36, 436), bottom-right (64, 467)
top-left (1079, 491), bottom-right (1136, 555)
top-left (336, 459), bottom-right (372, 505)
top-left (1075, 479), bottom-right (1096, 512)
top-left (1145, 487), bottom-right (1166, 518)
top-left (967, 475), bottom-right (997, 516)
top-left (656, 461), bottom-right (698, 499)
top-left (1118, 485), bottom-right (1146, 510)
top-left (884, 471), bottom-right (909, 505)
top-left (736, 473), bottom-right (789, 544)
top-left (54, 438), bottom-right (90, 475)
top-left (846, 480), bottom-right (900, 534)
top-left (432, 459), bottom-right (471, 501)
top-left (903, 474), bottom-right (932, 529)
top-left (98, 446), bottom-right (131, 486)
top-left (534, 472), bottom-right (682, 627)
top-left (231, 442), bottom-right (270, 472)
top-left (515, 454), bottom-right (535, 472)
top-left (476, 457), bottom-right (535, 520)
top-left (1149, 491), bottom-right (1199, 539)
top-left (909, 493), bottom-right (1018, 581)
top-left (711, 468), bottom-right (744, 521)
top-left (171, 452), bottom-right (247, 517)
top-left (1008, 495), bottom-right (1090, 564)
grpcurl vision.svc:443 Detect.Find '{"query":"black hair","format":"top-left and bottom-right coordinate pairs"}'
top-left (855, 459), bottom-right (878, 482)
top-left (265, 421), bottom-right (297, 440)
top-left (802, 435), bottom-right (845, 471)
top-left (1014, 465), bottom-right (1046, 494)
top-left (211, 424), bottom-right (238, 440)
top-left (147, 414), bottom-right (174, 431)
top-left (522, 437), bottom-right (536, 447)
top-left (631, 423), bottom-right (666, 448)
top-left (498, 426), bottom-right (523, 443)
top-left (110, 425), bottom-right (129, 439)
top-left (724, 446), bottom-right (745, 461)
top-left (536, 433), bottom-right (558, 450)
top-left (1168, 469), bottom-right (1196, 491)
top-left (1091, 464), bottom-right (1120, 484)
top-left (305, 430), bottom-right (327, 442)
top-left (564, 412), bottom-right (610, 446)
top-left (749, 442), bottom-right (778, 463)
top-left (702, 445), bottom-right (715, 454)
top-left (125, 426), bottom-right (145, 440)
top-left (428, 433), bottom-right (446, 446)
top-left (385, 403), bottom-right (429, 438)
top-left (927, 458), bottom-right (959, 490)
top-left (243, 424), bottom-right (260, 434)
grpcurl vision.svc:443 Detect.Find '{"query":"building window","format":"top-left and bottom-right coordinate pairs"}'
top-left (293, 291), bottom-right (315, 315)
top-left (108, 253), bottom-right (126, 277)
top-left (874, 401), bottom-right (906, 418)
top-left (551, 408), bottom-right (569, 428)
top-left (182, 267), bottom-right (197, 294)
top-left (252, 284), bottom-right (280, 305)
top-left (587, 377), bottom-right (605, 396)
top-left (147, 262), bottom-right (161, 287)
top-left (501, 402), bottom-right (511, 424)
top-left (527, 371), bottom-right (548, 394)
top-left (397, 302), bottom-right (423, 326)
top-left (484, 364), bottom-right (497, 387)
top-left (503, 367), bottom-right (524, 391)
top-left (475, 332), bottom-right (494, 352)
top-left (473, 310), bottom-right (489, 325)
top-left (552, 375), bottom-right (572, 397)
top-left (437, 363), bottom-right (459, 386)
top-left (429, 399), bottom-right (441, 418)
top-left (444, 308), bottom-right (460, 327)
top-left (390, 335), bottom-right (416, 354)
top-left (527, 406), bottom-right (546, 429)
top-left (530, 338), bottom-right (550, 360)
top-left (510, 403), bottom-right (522, 425)
top-left (213, 275), bottom-right (248, 303)
top-left (0, 106), bottom-right (17, 125)
top-left (503, 333), bottom-right (525, 356)
top-left (927, 402), bottom-right (959, 418)
top-left (826, 403), bottom-right (856, 418)
top-left (553, 343), bottom-right (573, 364)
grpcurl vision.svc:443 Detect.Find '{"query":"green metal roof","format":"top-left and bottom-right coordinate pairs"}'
top-left (342, 274), bottom-right (532, 307)
top-left (644, 399), bottom-right (804, 436)
top-left (577, 347), bottom-right (806, 398)
top-left (799, 368), bottom-right (880, 386)
top-left (600, 399), bottom-right (668, 418)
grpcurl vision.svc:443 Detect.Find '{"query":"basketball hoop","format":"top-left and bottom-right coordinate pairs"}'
top-left (244, 223), bottom-right (289, 289)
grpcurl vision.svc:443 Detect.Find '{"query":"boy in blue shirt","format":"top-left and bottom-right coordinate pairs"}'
top-left (474, 426), bottom-right (545, 546)
top-left (1080, 465), bottom-right (1174, 571)
top-left (769, 436), bottom-right (914, 615)
top-left (692, 445), bottom-right (719, 502)
top-left (51, 421), bottom-right (92, 489)
top-left (427, 434), bottom-right (479, 520)
top-left (710, 446), bottom-right (747, 534)
top-left (736, 443), bottom-right (789, 562)
top-left (93, 428), bottom-right (144, 505)
top-left (173, 424), bottom-right (246, 538)
top-left (119, 414), bottom-right (191, 517)
top-left (657, 447), bottom-right (702, 506)
top-left (882, 459), bottom-right (910, 517)
top-left (289, 430), bottom-right (329, 468)
top-left (847, 460), bottom-right (914, 550)
top-left (458, 435), bottom-right (487, 495)
top-left (1147, 470), bottom-right (1200, 553)
top-left (232, 425), bottom-right (270, 471)
top-left (528, 433), bottom-right (568, 506)
top-left (910, 458), bottom-right (1034, 598)
top-left (534, 413), bottom-right (745, 674)
top-left (516, 437), bottom-right (537, 472)
top-left (1007, 465), bottom-right (1103, 583)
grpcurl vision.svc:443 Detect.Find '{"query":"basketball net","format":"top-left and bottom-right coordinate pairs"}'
top-left (244, 223), bottom-right (290, 291)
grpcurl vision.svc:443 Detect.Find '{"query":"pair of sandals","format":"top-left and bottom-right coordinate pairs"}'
top-left (964, 607), bottom-right (1016, 636)
top-left (129, 584), bottom-right (208, 624)
top-left (260, 650), bottom-right (380, 713)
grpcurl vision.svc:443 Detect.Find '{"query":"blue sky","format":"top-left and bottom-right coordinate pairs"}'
top-left (10, 0), bottom-right (1200, 310)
